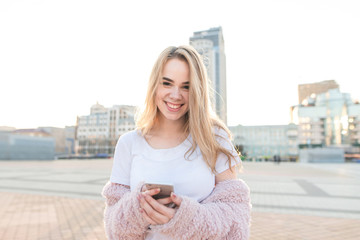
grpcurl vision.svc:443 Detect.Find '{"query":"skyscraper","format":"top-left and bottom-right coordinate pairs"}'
top-left (190, 27), bottom-right (227, 124)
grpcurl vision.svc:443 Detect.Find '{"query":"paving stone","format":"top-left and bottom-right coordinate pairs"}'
top-left (1, 160), bottom-right (359, 239)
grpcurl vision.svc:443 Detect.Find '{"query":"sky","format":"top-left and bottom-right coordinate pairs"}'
top-left (1, 0), bottom-right (359, 129)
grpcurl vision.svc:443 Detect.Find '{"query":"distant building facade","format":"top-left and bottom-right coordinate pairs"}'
top-left (229, 124), bottom-right (298, 161)
top-left (298, 80), bottom-right (339, 104)
top-left (0, 126), bottom-right (16, 131)
top-left (13, 128), bottom-right (50, 137)
top-left (299, 148), bottom-right (345, 163)
top-left (0, 131), bottom-right (55, 160)
top-left (38, 126), bottom-right (76, 155)
top-left (190, 27), bottom-right (227, 124)
top-left (291, 88), bottom-right (360, 151)
top-left (348, 104), bottom-right (360, 146)
top-left (76, 103), bottom-right (136, 155)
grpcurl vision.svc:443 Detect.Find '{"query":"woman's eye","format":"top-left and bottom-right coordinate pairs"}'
top-left (183, 86), bottom-right (189, 90)
top-left (162, 82), bottom-right (171, 86)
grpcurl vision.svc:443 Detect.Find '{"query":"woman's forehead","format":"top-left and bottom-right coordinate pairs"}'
top-left (162, 59), bottom-right (190, 82)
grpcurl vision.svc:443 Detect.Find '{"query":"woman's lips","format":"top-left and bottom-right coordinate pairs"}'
top-left (166, 102), bottom-right (183, 112)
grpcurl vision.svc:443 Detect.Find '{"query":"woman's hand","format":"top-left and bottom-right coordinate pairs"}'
top-left (137, 189), bottom-right (182, 225)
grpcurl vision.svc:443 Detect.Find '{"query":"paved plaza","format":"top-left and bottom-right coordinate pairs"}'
top-left (0, 160), bottom-right (359, 240)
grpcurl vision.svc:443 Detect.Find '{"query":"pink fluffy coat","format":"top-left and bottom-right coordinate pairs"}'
top-left (101, 179), bottom-right (251, 240)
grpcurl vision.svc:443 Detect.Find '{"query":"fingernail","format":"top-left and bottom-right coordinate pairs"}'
top-left (171, 192), bottom-right (177, 198)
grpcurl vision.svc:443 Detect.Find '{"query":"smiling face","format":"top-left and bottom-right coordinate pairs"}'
top-left (155, 58), bottom-right (190, 125)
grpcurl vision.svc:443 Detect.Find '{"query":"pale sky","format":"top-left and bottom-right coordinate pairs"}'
top-left (1, 0), bottom-right (359, 129)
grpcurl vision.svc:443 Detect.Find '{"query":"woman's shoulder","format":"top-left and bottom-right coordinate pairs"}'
top-left (213, 125), bottom-right (231, 141)
top-left (117, 129), bottom-right (143, 145)
top-left (212, 125), bottom-right (238, 157)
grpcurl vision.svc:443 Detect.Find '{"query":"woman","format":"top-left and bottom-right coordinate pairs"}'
top-left (102, 45), bottom-right (251, 240)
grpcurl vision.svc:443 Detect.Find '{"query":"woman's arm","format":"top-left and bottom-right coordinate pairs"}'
top-left (101, 181), bottom-right (150, 240)
top-left (215, 166), bottom-right (237, 183)
top-left (149, 179), bottom-right (251, 240)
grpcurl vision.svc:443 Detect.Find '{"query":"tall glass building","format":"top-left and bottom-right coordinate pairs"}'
top-left (190, 27), bottom-right (227, 124)
top-left (293, 88), bottom-right (360, 148)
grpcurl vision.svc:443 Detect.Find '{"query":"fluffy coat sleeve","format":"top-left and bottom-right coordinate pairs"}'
top-left (150, 179), bottom-right (251, 240)
top-left (101, 181), bottom-right (149, 240)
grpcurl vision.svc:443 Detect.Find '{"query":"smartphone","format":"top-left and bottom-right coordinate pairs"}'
top-left (144, 183), bottom-right (174, 200)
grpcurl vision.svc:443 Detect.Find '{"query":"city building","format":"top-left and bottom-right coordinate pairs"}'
top-left (0, 126), bottom-right (75, 160)
top-left (190, 27), bottom-right (227, 124)
top-left (76, 103), bottom-right (136, 155)
top-left (229, 124), bottom-right (298, 161)
top-left (299, 148), bottom-right (345, 163)
top-left (0, 131), bottom-right (55, 160)
top-left (291, 88), bottom-right (355, 147)
top-left (0, 126), bottom-right (16, 131)
top-left (298, 80), bottom-right (339, 104)
top-left (291, 88), bottom-right (360, 162)
top-left (348, 104), bottom-right (360, 147)
top-left (39, 126), bottom-right (76, 156)
top-left (13, 128), bottom-right (50, 137)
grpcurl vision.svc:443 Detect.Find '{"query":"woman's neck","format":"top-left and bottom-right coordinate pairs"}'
top-left (153, 116), bottom-right (186, 137)
top-left (145, 115), bottom-right (188, 149)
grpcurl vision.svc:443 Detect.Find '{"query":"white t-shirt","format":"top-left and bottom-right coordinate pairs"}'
top-left (110, 127), bottom-right (240, 239)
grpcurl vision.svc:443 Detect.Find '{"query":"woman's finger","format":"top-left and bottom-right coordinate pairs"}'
top-left (140, 208), bottom-right (157, 225)
top-left (139, 194), bottom-right (167, 223)
top-left (143, 194), bottom-right (175, 219)
top-left (156, 197), bottom-right (172, 205)
top-left (139, 194), bottom-right (175, 224)
top-left (170, 192), bottom-right (182, 206)
top-left (143, 188), bottom-right (160, 196)
top-left (138, 194), bottom-right (154, 212)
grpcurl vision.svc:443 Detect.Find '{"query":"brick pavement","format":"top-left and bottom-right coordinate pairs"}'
top-left (1, 191), bottom-right (359, 240)
top-left (0, 160), bottom-right (359, 239)
top-left (0, 192), bottom-right (104, 240)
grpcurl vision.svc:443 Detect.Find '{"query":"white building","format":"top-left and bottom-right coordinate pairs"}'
top-left (229, 124), bottom-right (298, 161)
top-left (291, 88), bottom-right (357, 148)
top-left (76, 103), bottom-right (136, 155)
top-left (346, 104), bottom-right (360, 147)
top-left (190, 27), bottom-right (227, 124)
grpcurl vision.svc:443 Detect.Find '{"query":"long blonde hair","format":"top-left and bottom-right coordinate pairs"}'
top-left (136, 45), bottom-right (238, 173)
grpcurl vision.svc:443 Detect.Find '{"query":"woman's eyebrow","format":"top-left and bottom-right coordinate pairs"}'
top-left (162, 77), bottom-right (189, 85)
top-left (162, 77), bottom-right (174, 82)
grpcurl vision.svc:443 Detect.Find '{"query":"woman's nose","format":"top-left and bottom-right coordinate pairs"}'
top-left (170, 87), bottom-right (181, 99)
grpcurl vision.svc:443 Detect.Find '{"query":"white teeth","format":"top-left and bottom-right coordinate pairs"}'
top-left (167, 103), bottom-right (181, 109)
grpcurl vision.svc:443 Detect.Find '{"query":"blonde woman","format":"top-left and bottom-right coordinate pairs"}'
top-left (102, 46), bottom-right (251, 240)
